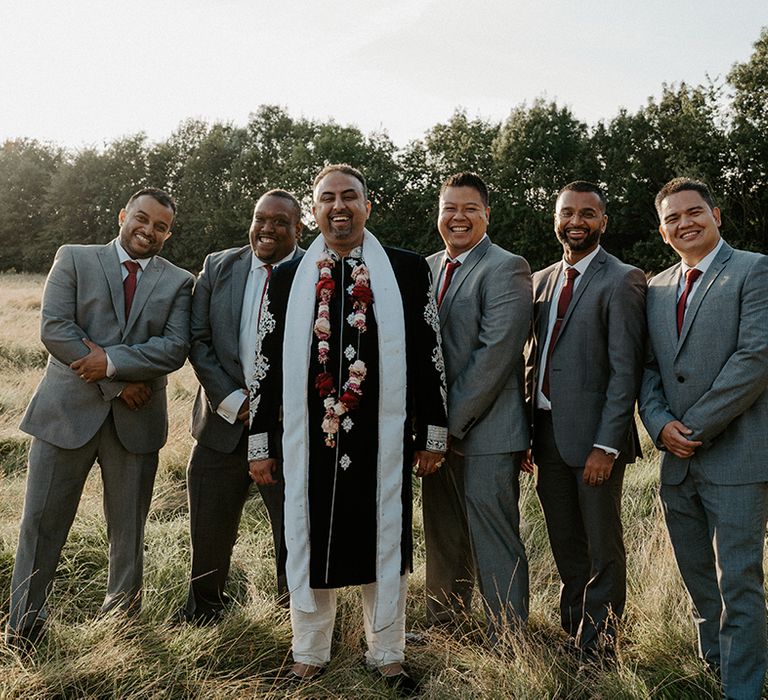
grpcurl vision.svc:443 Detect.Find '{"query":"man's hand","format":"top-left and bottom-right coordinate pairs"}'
top-left (237, 397), bottom-right (250, 424)
top-left (119, 382), bottom-right (152, 410)
top-left (660, 420), bottom-right (702, 459)
top-left (249, 458), bottom-right (278, 485)
top-left (583, 448), bottom-right (615, 487)
top-left (413, 450), bottom-right (445, 478)
top-left (70, 338), bottom-right (108, 382)
top-left (521, 448), bottom-right (535, 474)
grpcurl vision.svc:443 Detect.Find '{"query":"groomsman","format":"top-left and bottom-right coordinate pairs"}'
top-left (423, 172), bottom-right (532, 641)
top-left (640, 177), bottom-right (768, 700)
top-left (182, 190), bottom-right (303, 622)
top-left (526, 181), bottom-right (646, 660)
top-left (7, 188), bottom-right (193, 646)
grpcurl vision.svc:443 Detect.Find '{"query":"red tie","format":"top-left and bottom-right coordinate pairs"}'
top-left (257, 264), bottom-right (272, 323)
top-left (437, 260), bottom-right (461, 307)
top-left (123, 260), bottom-right (141, 319)
top-left (677, 267), bottom-right (702, 336)
top-left (542, 267), bottom-right (579, 400)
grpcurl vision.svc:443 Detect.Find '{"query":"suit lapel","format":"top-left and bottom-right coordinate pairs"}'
top-left (535, 265), bottom-right (560, 366)
top-left (229, 247), bottom-right (252, 329)
top-left (558, 248), bottom-right (606, 335)
top-left (98, 242), bottom-right (127, 328)
top-left (438, 237), bottom-right (491, 326)
top-left (677, 243), bottom-right (733, 352)
top-left (654, 265), bottom-right (680, 353)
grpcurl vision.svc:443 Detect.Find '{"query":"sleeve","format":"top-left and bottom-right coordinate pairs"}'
top-left (680, 254), bottom-right (768, 444)
top-left (409, 256), bottom-right (449, 452)
top-left (188, 254), bottom-right (243, 408)
top-left (593, 266), bottom-right (647, 449)
top-left (638, 341), bottom-right (677, 450)
top-left (39, 246), bottom-right (98, 364)
top-left (448, 254), bottom-right (532, 440)
top-left (102, 270), bottom-right (194, 381)
top-left (247, 271), bottom-right (287, 460)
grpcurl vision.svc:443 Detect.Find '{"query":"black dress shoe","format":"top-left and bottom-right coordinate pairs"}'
top-left (381, 670), bottom-right (419, 696)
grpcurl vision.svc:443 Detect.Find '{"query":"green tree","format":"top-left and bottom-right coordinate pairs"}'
top-left (727, 26), bottom-right (768, 252)
top-left (0, 139), bottom-right (61, 271)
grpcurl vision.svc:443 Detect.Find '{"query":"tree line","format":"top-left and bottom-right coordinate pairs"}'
top-left (1, 29), bottom-right (766, 275)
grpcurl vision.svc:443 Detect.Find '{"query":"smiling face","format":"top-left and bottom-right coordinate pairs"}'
top-left (312, 171), bottom-right (371, 254)
top-left (118, 195), bottom-right (174, 259)
top-left (658, 189), bottom-right (721, 266)
top-left (554, 189), bottom-right (607, 263)
top-left (438, 186), bottom-right (489, 258)
top-left (249, 194), bottom-right (302, 263)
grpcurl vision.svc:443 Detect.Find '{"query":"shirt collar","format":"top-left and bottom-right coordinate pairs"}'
top-left (444, 234), bottom-right (489, 266)
top-left (115, 239), bottom-right (151, 270)
top-left (561, 244), bottom-right (601, 276)
top-left (680, 238), bottom-right (724, 277)
top-left (251, 246), bottom-right (296, 273)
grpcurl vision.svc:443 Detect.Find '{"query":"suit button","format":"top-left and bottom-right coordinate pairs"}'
top-left (677, 376), bottom-right (685, 383)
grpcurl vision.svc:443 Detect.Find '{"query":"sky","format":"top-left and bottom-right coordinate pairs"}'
top-left (1, 0), bottom-right (766, 150)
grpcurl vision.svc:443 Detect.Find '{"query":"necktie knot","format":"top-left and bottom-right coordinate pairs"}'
top-left (564, 267), bottom-right (579, 282)
top-left (124, 260), bottom-right (140, 275)
top-left (685, 268), bottom-right (702, 286)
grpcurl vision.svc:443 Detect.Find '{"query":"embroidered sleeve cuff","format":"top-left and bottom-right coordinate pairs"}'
top-left (426, 425), bottom-right (448, 453)
top-left (247, 433), bottom-right (270, 461)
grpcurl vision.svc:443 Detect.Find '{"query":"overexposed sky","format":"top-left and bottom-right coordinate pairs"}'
top-left (1, 0), bottom-right (766, 149)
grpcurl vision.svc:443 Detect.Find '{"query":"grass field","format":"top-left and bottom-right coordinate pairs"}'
top-left (0, 272), bottom-right (736, 698)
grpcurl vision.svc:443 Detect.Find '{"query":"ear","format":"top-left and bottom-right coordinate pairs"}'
top-left (712, 207), bottom-right (722, 227)
top-left (118, 208), bottom-right (127, 225)
top-left (658, 224), bottom-right (669, 244)
top-left (364, 200), bottom-right (372, 219)
top-left (485, 206), bottom-right (491, 222)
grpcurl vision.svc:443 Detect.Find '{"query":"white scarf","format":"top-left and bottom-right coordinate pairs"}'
top-left (282, 229), bottom-right (407, 632)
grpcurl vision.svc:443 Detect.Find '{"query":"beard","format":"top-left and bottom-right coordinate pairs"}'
top-left (556, 227), bottom-right (601, 252)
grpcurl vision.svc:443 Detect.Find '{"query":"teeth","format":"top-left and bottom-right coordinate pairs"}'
top-left (451, 227), bottom-right (469, 232)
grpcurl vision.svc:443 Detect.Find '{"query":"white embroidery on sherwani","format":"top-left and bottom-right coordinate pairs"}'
top-left (281, 229), bottom-right (406, 632)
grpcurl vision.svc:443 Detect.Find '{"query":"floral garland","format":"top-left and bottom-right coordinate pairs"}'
top-left (313, 251), bottom-right (374, 448)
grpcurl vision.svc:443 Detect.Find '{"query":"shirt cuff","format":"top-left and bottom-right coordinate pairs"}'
top-left (593, 444), bottom-right (619, 458)
top-left (105, 352), bottom-right (116, 378)
top-left (217, 389), bottom-right (247, 425)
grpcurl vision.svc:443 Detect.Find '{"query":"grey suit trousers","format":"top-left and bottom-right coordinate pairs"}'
top-left (8, 413), bottom-right (157, 640)
top-left (534, 410), bottom-right (626, 651)
top-left (661, 474), bottom-right (768, 700)
top-left (422, 448), bottom-right (528, 638)
top-left (184, 431), bottom-right (287, 620)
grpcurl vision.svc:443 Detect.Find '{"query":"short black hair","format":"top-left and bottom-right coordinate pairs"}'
top-left (440, 172), bottom-right (489, 207)
top-left (655, 177), bottom-right (716, 216)
top-left (258, 188), bottom-right (302, 220)
top-left (126, 187), bottom-right (177, 218)
top-left (313, 164), bottom-right (368, 199)
top-left (556, 181), bottom-right (607, 212)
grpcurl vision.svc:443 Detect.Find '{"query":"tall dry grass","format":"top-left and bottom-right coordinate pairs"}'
top-left (0, 272), bottom-right (737, 698)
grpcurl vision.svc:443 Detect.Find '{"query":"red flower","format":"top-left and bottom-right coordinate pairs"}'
top-left (315, 372), bottom-right (335, 397)
top-left (340, 390), bottom-right (360, 410)
top-left (351, 283), bottom-right (373, 305)
top-left (316, 277), bottom-right (335, 297)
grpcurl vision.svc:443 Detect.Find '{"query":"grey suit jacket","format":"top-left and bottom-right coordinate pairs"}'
top-left (529, 248), bottom-right (647, 466)
top-left (639, 241), bottom-right (768, 485)
top-left (21, 240), bottom-right (194, 453)
top-left (189, 245), bottom-right (304, 454)
top-left (428, 237), bottom-right (532, 455)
